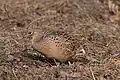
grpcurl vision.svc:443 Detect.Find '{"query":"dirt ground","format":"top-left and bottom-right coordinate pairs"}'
top-left (0, 0), bottom-right (120, 80)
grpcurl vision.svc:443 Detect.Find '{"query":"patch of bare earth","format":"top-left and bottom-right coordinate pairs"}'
top-left (0, 0), bottom-right (119, 80)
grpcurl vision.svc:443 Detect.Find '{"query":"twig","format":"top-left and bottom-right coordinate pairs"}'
top-left (12, 68), bottom-right (19, 80)
top-left (26, 16), bottom-right (46, 30)
top-left (44, 60), bottom-right (53, 67)
top-left (106, 40), bottom-right (111, 46)
top-left (3, 4), bottom-right (10, 19)
top-left (90, 67), bottom-right (96, 80)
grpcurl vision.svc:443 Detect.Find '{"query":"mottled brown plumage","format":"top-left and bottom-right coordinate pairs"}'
top-left (32, 30), bottom-right (78, 62)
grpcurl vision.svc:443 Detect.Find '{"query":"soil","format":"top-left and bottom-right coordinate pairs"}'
top-left (0, 0), bottom-right (120, 80)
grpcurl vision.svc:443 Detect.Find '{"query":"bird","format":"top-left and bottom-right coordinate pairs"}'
top-left (31, 30), bottom-right (79, 62)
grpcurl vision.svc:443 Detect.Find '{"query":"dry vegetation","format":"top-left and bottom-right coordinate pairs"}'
top-left (0, 0), bottom-right (120, 80)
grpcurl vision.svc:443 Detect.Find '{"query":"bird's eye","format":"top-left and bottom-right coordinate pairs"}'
top-left (55, 38), bottom-right (58, 40)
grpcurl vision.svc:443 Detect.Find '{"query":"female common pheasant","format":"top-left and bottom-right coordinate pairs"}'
top-left (32, 30), bottom-right (79, 62)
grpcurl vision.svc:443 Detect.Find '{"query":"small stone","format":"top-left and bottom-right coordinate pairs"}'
top-left (7, 55), bottom-right (14, 61)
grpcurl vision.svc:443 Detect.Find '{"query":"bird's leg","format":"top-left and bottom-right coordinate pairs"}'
top-left (53, 59), bottom-right (60, 66)
top-left (68, 61), bottom-right (72, 65)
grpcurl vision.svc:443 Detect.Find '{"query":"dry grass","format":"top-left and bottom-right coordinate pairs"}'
top-left (0, 0), bottom-right (120, 80)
